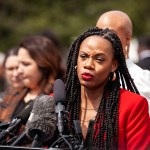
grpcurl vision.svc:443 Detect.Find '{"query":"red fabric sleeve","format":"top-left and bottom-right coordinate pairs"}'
top-left (119, 89), bottom-right (150, 150)
top-left (125, 98), bottom-right (150, 150)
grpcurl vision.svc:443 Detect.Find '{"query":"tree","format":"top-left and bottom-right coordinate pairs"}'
top-left (0, 0), bottom-right (150, 57)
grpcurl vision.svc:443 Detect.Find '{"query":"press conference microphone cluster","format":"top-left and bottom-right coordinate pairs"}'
top-left (51, 79), bottom-right (84, 149)
top-left (25, 94), bottom-right (57, 147)
top-left (0, 102), bottom-right (33, 143)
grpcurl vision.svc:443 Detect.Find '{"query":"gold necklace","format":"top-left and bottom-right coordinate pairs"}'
top-left (81, 106), bottom-right (99, 110)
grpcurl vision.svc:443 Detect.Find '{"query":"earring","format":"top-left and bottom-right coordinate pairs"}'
top-left (125, 45), bottom-right (129, 51)
top-left (125, 45), bottom-right (129, 58)
top-left (75, 66), bottom-right (77, 75)
top-left (112, 72), bottom-right (116, 81)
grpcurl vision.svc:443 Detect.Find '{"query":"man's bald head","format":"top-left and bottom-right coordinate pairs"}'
top-left (96, 10), bottom-right (133, 58)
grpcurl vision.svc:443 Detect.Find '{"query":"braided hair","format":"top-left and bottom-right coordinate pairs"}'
top-left (65, 27), bottom-right (139, 149)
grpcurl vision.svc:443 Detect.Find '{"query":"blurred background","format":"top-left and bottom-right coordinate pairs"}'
top-left (0, 0), bottom-right (150, 61)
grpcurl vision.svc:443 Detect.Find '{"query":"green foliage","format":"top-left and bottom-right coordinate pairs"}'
top-left (0, 0), bottom-right (150, 56)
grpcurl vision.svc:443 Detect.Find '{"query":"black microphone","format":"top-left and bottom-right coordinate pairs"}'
top-left (14, 101), bottom-right (34, 125)
top-left (84, 120), bottom-right (99, 150)
top-left (53, 79), bottom-right (66, 134)
top-left (25, 94), bottom-right (57, 147)
top-left (73, 120), bottom-right (85, 150)
top-left (0, 122), bottom-right (11, 130)
top-left (73, 120), bottom-right (83, 142)
top-left (0, 102), bottom-right (33, 142)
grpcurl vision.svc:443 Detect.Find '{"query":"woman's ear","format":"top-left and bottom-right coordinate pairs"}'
top-left (111, 59), bottom-right (118, 72)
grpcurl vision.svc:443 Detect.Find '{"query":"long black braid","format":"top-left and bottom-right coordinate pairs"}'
top-left (65, 27), bottom-right (139, 149)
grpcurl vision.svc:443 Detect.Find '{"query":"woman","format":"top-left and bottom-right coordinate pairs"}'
top-left (0, 35), bottom-right (65, 122)
top-left (63, 27), bottom-right (149, 149)
top-left (0, 47), bottom-right (24, 117)
top-left (3, 47), bottom-right (23, 90)
top-left (0, 52), bottom-right (6, 93)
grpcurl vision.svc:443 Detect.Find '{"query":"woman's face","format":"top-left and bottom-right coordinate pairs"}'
top-left (17, 47), bottom-right (43, 89)
top-left (5, 55), bottom-right (23, 88)
top-left (77, 35), bottom-right (118, 90)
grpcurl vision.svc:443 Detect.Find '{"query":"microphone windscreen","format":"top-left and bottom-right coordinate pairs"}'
top-left (53, 79), bottom-right (66, 104)
top-left (25, 94), bottom-right (56, 143)
top-left (15, 101), bottom-right (34, 124)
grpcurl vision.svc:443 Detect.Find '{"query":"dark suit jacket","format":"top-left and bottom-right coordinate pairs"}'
top-left (137, 57), bottom-right (150, 71)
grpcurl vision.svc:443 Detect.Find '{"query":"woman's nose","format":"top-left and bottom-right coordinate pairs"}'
top-left (17, 65), bottom-right (23, 74)
top-left (13, 69), bottom-right (19, 76)
top-left (84, 58), bottom-right (94, 69)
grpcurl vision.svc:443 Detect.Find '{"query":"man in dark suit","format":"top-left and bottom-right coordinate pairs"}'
top-left (137, 35), bottom-right (150, 71)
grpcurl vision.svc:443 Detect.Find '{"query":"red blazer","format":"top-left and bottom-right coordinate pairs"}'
top-left (118, 89), bottom-right (150, 150)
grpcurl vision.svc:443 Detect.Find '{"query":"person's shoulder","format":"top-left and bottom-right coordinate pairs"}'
top-left (119, 88), bottom-right (148, 107)
top-left (119, 89), bottom-right (149, 115)
top-left (120, 88), bottom-right (147, 101)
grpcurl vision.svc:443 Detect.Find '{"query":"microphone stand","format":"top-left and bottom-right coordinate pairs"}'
top-left (10, 130), bottom-right (26, 146)
top-left (0, 118), bottom-right (21, 142)
top-left (31, 134), bottom-right (42, 148)
top-left (50, 119), bottom-right (84, 150)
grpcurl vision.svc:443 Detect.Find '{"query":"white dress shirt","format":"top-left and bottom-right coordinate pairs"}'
top-left (126, 59), bottom-right (150, 114)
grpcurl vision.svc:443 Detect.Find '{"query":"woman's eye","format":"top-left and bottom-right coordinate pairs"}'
top-left (6, 67), bottom-right (14, 71)
top-left (22, 62), bottom-right (30, 66)
top-left (96, 57), bottom-right (104, 62)
top-left (80, 54), bottom-right (87, 59)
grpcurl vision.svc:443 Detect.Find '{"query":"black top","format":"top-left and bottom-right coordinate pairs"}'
top-left (137, 57), bottom-right (150, 71)
top-left (12, 100), bottom-right (33, 119)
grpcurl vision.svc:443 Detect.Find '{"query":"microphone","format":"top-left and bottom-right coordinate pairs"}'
top-left (53, 79), bottom-right (66, 134)
top-left (0, 102), bottom-right (33, 142)
top-left (73, 120), bottom-right (85, 149)
top-left (84, 120), bottom-right (99, 150)
top-left (0, 122), bottom-right (11, 130)
top-left (25, 94), bottom-right (57, 147)
top-left (14, 101), bottom-right (34, 125)
top-left (73, 120), bottom-right (83, 142)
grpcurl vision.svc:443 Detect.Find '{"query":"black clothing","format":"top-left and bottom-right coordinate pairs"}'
top-left (137, 57), bottom-right (150, 71)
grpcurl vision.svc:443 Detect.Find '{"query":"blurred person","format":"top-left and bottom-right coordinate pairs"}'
top-left (62, 27), bottom-right (150, 149)
top-left (40, 29), bottom-right (67, 62)
top-left (3, 47), bottom-right (23, 90)
top-left (0, 47), bottom-right (23, 103)
top-left (0, 35), bottom-right (65, 123)
top-left (0, 52), bottom-right (5, 94)
top-left (137, 35), bottom-right (150, 71)
top-left (96, 10), bottom-right (150, 114)
top-left (40, 29), bottom-right (61, 49)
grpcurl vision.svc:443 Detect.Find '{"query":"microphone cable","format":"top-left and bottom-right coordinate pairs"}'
top-left (50, 133), bottom-right (73, 150)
